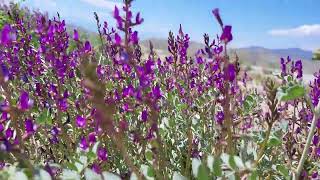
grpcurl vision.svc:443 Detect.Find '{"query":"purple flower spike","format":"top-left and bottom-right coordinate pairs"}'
top-left (25, 119), bottom-right (36, 134)
top-left (130, 31), bottom-right (138, 44)
top-left (97, 147), bottom-right (108, 161)
top-left (115, 33), bottom-right (121, 45)
top-left (135, 12), bottom-right (144, 24)
top-left (79, 137), bottom-right (88, 150)
top-left (73, 29), bottom-right (79, 41)
top-left (76, 115), bottom-right (86, 128)
top-left (18, 91), bottom-right (33, 111)
top-left (92, 163), bottom-right (101, 174)
top-left (88, 132), bottom-right (96, 144)
top-left (1, 64), bottom-right (9, 82)
top-left (113, 6), bottom-right (120, 18)
top-left (141, 109), bottom-right (148, 122)
top-left (215, 111), bottom-right (224, 124)
top-left (312, 171), bottom-right (318, 178)
top-left (220, 25), bottom-right (233, 43)
top-left (5, 128), bottom-right (14, 140)
top-left (294, 60), bottom-right (303, 78)
top-left (313, 135), bottom-right (319, 145)
top-left (212, 8), bottom-right (223, 27)
top-left (226, 64), bottom-right (236, 82)
top-left (84, 41), bottom-right (92, 53)
top-left (1, 24), bottom-right (12, 45)
top-left (152, 85), bottom-right (162, 100)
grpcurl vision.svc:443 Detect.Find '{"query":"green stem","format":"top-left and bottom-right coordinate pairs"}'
top-left (294, 104), bottom-right (320, 179)
top-left (253, 122), bottom-right (273, 168)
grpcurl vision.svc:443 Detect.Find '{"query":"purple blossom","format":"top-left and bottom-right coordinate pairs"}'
top-left (226, 64), bottom-right (236, 82)
top-left (215, 111), bottom-right (224, 124)
top-left (97, 147), bottom-right (108, 161)
top-left (115, 33), bottom-right (122, 45)
top-left (294, 60), bottom-right (303, 78)
top-left (91, 163), bottom-right (101, 174)
top-left (130, 31), bottom-right (138, 44)
top-left (51, 127), bottom-right (60, 136)
top-left (58, 98), bottom-right (68, 112)
top-left (73, 29), bottom-right (79, 41)
top-left (212, 8), bottom-right (223, 27)
top-left (18, 91), bottom-right (33, 111)
top-left (141, 109), bottom-right (148, 122)
top-left (76, 115), bottom-right (86, 128)
top-left (135, 12), bottom-right (144, 24)
top-left (220, 25), bottom-right (233, 43)
top-left (79, 137), bottom-right (88, 150)
top-left (152, 85), bottom-right (162, 100)
top-left (313, 135), bottom-right (319, 145)
top-left (25, 119), bottom-right (36, 134)
top-left (0, 64), bottom-right (9, 82)
top-left (84, 41), bottom-right (92, 53)
top-left (1, 24), bottom-right (12, 45)
top-left (5, 128), bottom-right (14, 140)
top-left (88, 132), bottom-right (97, 144)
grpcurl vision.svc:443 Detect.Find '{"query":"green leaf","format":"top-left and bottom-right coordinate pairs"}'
top-left (65, 162), bottom-right (78, 172)
top-left (197, 164), bottom-right (210, 180)
top-left (212, 157), bottom-right (222, 177)
top-left (147, 167), bottom-right (155, 177)
top-left (249, 170), bottom-right (258, 180)
top-left (145, 151), bottom-right (153, 161)
top-left (221, 154), bottom-right (236, 170)
top-left (36, 109), bottom-right (52, 125)
top-left (278, 84), bottom-right (305, 101)
top-left (268, 136), bottom-right (281, 147)
top-left (276, 164), bottom-right (289, 177)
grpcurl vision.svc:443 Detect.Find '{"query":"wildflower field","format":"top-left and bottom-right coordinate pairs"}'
top-left (0, 0), bottom-right (319, 179)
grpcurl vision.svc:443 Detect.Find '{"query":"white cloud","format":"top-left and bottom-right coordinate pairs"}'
top-left (80, 0), bottom-right (121, 10)
top-left (268, 24), bottom-right (320, 37)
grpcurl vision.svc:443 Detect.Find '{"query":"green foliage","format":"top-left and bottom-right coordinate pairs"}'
top-left (277, 84), bottom-right (305, 101)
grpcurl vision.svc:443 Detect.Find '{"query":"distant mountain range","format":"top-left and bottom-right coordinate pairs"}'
top-left (140, 38), bottom-right (319, 74)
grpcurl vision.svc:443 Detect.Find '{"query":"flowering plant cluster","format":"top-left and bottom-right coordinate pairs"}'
top-left (0, 1), bottom-right (319, 179)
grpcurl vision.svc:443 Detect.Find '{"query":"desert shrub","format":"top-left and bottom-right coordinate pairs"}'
top-left (0, 1), bottom-right (319, 179)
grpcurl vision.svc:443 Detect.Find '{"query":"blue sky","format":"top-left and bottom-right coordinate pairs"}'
top-left (10, 0), bottom-right (320, 50)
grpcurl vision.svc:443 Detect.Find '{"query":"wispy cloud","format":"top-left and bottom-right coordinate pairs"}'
top-left (80, 0), bottom-right (120, 10)
top-left (268, 24), bottom-right (320, 37)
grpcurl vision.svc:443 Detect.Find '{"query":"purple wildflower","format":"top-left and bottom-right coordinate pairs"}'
top-left (5, 128), bottom-right (14, 140)
top-left (141, 109), bottom-right (148, 122)
top-left (76, 115), bottom-right (86, 128)
top-left (220, 25), bottom-right (233, 43)
top-left (25, 119), bottom-right (36, 134)
top-left (79, 137), bottom-right (88, 150)
top-left (97, 147), bottom-right (108, 161)
top-left (212, 8), bottom-right (223, 27)
top-left (18, 91), bottom-right (33, 111)
top-left (226, 64), bottom-right (236, 82)
top-left (73, 29), bottom-right (79, 41)
top-left (115, 33), bottom-right (121, 45)
top-left (84, 41), bottom-right (92, 53)
top-left (88, 132), bottom-right (97, 144)
top-left (215, 111), bottom-right (224, 124)
top-left (130, 31), bottom-right (138, 44)
top-left (1, 24), bottom-right (12, 45)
